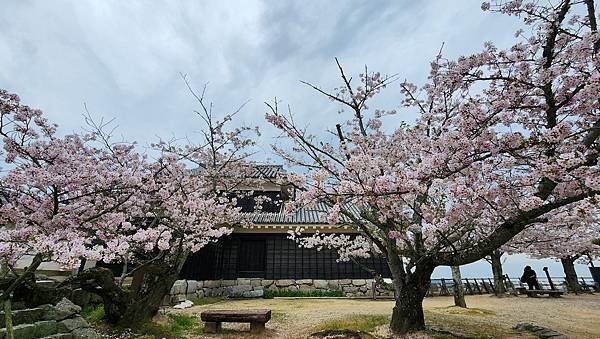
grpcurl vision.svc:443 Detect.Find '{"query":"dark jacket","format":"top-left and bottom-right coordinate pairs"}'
top-left (520, 268), bottom-right (537, 283)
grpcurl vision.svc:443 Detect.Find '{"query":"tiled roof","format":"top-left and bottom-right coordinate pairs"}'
top-left (247, 201), bottom-right (361, 225)
top-left (250, 164), bottom-right (286, 179)
top-left (191, 164), bottom-right (286, 179)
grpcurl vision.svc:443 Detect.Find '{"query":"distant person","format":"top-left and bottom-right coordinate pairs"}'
top-left (520, 266), bottom-right (541, 290)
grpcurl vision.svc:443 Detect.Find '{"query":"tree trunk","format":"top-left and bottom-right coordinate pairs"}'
top-left (69, 267), bottom-right (129, 323)
top-left (67, 249), bottom-right (190, 327)
top-left (490, 251), bottom-right (506, 296)
top-left (561, 257), bottom-right (581, 293)
top-left (451, 266), bottom-right (467, 308)
top-left (117, 260), bottom-right (184, 327)
top-left (387, 254), bottom-right (434, 334)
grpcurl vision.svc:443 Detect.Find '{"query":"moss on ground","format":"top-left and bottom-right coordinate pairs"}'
top-left (313, 314), bottom-right (390, 333)
top-left (192, 297), bottom-right (223, 306)
top-left (80, 304), bottom-right (105, 324)
top-left (442, 306), bottom-right (496, 316)
top-left (424, 309), bottom-right (532, 339)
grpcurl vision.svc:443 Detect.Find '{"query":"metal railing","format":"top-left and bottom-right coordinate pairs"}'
top-left (372, 276), bottom-right (598, 299)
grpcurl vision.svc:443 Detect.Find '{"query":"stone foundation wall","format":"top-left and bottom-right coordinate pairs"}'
top-left (0, 298), bottom-right (99, 339)
top-left (167, 278), bottom-right (394, 304)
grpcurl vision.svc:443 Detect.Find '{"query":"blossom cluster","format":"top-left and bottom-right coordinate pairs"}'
top-left (0, 89), bottom-right (255, 269)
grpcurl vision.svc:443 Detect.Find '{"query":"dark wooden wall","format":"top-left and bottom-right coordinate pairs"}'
top-left (179, 233), bottom-right (391, 280)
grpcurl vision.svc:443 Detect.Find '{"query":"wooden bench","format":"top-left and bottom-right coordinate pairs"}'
top-left (515, 287), bottom-right (564, 297)
top-left (200, 309), bottom-right (271, 334)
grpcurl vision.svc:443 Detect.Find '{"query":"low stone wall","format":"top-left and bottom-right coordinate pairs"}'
top-left (0, 298), bottom-right (99, 339)
top-left (166, 278), bottom-right (394, 304)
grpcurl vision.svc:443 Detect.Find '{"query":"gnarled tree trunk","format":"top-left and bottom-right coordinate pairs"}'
top-left (490, 251), bottom-right (506, 296)
top-left (69, 267), bottom-right (129, 323)
top-left (451, 266), bottom-right (467, 308)
top-left (118, 258), bottom-right (186, 327)
top-left (387, 253), bottom-right (434, 334)
top-left (561, 256), bottom-right (581, 293)
top-left (69, 250), bottom-right (189, 327)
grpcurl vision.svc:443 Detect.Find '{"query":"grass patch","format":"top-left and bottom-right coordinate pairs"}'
top-left (136, 321), bottom-right (176, 338)
top-left (314, 314), bottom-right (389, 333)
top-left (442, 306), bottom-right (496, 316)
top-left (167, 313), bottom-right (199, 335)
top-left (271, 311), bottom-right (288, 321)
top-left (263, 289), bottom-right (344, 298)
top-left (88, 313), bottom-right (202, 339)
top-left (425, 310), bottom-right (509, 339)
top-left (192, 297), bottom-right (222, 306)
top-left (80, 304), bottom-right (105, 324)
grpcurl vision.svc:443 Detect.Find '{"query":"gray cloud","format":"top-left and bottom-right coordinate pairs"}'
top-left (0, 0), bottom-right (517, 147)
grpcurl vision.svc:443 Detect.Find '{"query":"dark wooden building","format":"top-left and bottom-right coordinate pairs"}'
top-left (179, 165), bottom-right (392, 281)
top-left (180, 233), bottom-right (391, 280)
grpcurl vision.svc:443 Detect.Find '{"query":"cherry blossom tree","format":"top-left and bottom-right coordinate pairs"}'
top-left (105, 79), bottom-right (260, 325)
top-left (0, 89), bottom-right (145, 304)
top-left (485, 250), bottom-right (508, 295)
top-left (268, 0), bottom-right (599, 333)
top-left (0, 84), bottom-right (258, 325)
top-left (505, 201), bottom-right (600, 292)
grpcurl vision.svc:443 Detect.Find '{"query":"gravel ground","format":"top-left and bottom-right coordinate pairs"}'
top-left (171, 294), bottom-right (600, 338)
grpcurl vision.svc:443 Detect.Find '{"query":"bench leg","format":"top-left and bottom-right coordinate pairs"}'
top-left (204, 321), bottom-right (222, 333)
top-left (250, 322), bottom-right (265, 334)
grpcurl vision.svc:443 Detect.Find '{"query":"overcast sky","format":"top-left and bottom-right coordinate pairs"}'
top-left (1, 1), bottom-right (596, 278)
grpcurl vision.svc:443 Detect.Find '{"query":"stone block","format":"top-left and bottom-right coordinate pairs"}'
top-left (327, 281), bottom-right (339, 289)
top-left (8, 323), bottom-right (37, 339)
top-left (261, 279), bottom-right (274, 287)
top-left (170, 280), bottom-right (187, 295)
top-left (187, 280), bottom-right (199, 293)
top-left (313, 280), bottom-right (328, 289)
top-left (206, 287), bottom-right (224, 297)
top-left (176, 294), bottom-right (187, 302)
top-left (343, 286), bottom-right (359, 293)
top-left (204, 321), bottom-right (221, 333)
top-left (339, 279), bottom-right (352, 285)
top-left (44, 298), bottom-right (82, 321)
top-left (253, 286), bottom-right (264, 291)
top-left (0, 307), bottom-right (45, 326)
top-left (227, 285), bottom-right (252, 297)
top-left (352, 279), bottom-right (367, 286)
top-left (237, 278), bottom-right (251, 286)
top-left (276, 279), bottom-right (294, 287)
top-left (195, 290), bottom-right (205, 298)
top-left (34, 320), bottom-right (58, 337)
top-left (204, 280), bottom-right (221, 288)
top-left (71, 327), bottom-right (100, 339)
top-left (60, 316), bottom-right (90, 331)
top-left (242, 290), bottom-right (264, 298)
top-left (251, 279), bottom-right (262, 287)
top-left (221, 280), bottom-right (236, 287)
top-left (296, 279), bottom-right (312, 285)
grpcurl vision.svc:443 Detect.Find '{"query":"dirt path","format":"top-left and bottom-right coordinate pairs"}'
top-left (171, 294), bottom-right (600, 338)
